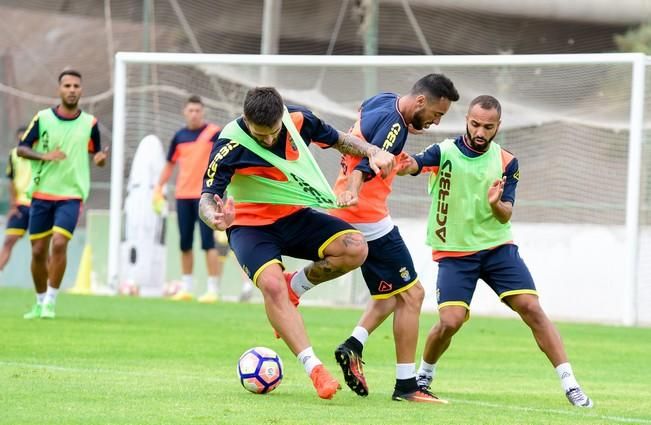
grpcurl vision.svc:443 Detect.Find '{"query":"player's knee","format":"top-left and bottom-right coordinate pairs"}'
top-left (514, 299), bottom-right (545, 324)
top-left (3, 236), bottom-right (18, 249)
top-left (398, 282), bottom-right (424, 309)
top-left (438, 310), bottom-right (465, 335)
top-left (372, 296), bottom-right (397, 316)
top-left (409, 281), bottom-right (425, 305)
top-left (257, 275), bottom-right (286, 304)
top-left (50, 235), bottom-right (69, 256)
top-left (31, 241), bottom-right (49, 261)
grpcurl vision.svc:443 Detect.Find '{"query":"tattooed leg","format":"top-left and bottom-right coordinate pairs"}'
top-left (304, 231), bottom-right (368, 285)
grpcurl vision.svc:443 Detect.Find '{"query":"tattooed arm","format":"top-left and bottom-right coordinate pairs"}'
top-left (333, 130), bottom-right (395, 177)
top-left (199, 192), bottom-right (235, 231)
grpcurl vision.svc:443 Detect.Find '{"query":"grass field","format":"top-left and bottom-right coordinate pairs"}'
top-left (1, 288), bottom-right (650, 425)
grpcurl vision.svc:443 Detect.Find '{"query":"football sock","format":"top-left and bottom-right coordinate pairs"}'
top-left (344, 336), bottom-right (364, 355)
top-left (345, 326), bottom-right (368, 354)
top-left (297, 346), bottom-right (322, 375)
top-left (206, 276), bottom-right (219, 294)
top-left (36, 292), bottom-right (46, 304)
top-left (351, 326), bottom-right (369, 346)
top-left (395, 377), bottom-right (419, 392)
top-left (44, 286), bottom-right (59, 304)
top-left (290, 269), bottom-right (315, 297)
top-left (556, 362), bottom-right (580, 391)
top-left (396, 363), bottom-right (416, 380)
top-left (181, 274), bottom-right (193, 292)
top-left (418, 358), bottom-right (436, 378)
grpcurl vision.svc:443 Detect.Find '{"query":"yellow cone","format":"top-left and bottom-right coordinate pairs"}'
top-left (69, 244), bottom-right (92, 294)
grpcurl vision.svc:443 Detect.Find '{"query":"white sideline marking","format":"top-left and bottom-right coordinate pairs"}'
top-left (448, 398), bottom-right (651, 424)
top-left (2, 361), bottom-right (651, 424)
top-left (0, 360), bottom-right (229, 382)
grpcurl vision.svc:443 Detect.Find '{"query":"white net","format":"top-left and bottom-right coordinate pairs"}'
top-left (109, 54), bottom-right (650, 324)
top-left (121, 58), bottom-right (635, 222)
top-left (0, 0), bottom-right (639, 211)
top-left (0, 1), bottom-right (649, 324)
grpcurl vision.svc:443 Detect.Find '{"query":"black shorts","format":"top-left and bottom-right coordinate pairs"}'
top-left (436, 244), bottom-right (537, 311)
top-left (227, 208), bottom-right (359, 284)
top-left (176, 198), bottom-right (216, 251)
top-left (361, 226), bottom-right (418, 299)
top-left (6, 205), bottom-right (29, 237)
top-left (29, 199), bottom-right (81, 240)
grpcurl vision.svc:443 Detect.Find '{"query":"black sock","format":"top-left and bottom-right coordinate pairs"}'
top-left (344, 336), bottom-right (363, 355)
top-left (395, 377), bottom-right (418, 393)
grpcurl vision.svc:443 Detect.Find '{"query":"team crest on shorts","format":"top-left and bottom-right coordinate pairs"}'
top-left (399, 267), bottom-right (411, 282)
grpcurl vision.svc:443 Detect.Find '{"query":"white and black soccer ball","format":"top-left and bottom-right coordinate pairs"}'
top-left (118, 280), bottom-right (139, 296)
top-left (237, 347), bottom-right (283, 394)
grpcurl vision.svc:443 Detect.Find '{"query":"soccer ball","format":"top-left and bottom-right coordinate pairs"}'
top-left (163, 280), bottom-right (183, 297)
top-left (118, 280), bottom-right (139, 296)
top-left (237, 347), bottom-right (283, 394)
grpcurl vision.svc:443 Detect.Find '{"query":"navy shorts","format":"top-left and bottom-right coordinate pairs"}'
top-left (176, 198), bottom-right (216, 252)
top-left (29, 198), bottom-right (82, 240)
top-left (361, 226), bottom-right (418, 299)
top-left (227, 208), bottom-right (359, 284)
top-left (6, 205), bottom-right (30, 237)
top-left (436, 244), bottom-right (537, 310)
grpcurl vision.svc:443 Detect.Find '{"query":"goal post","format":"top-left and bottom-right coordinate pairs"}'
top-left (109, 52), bottom-right (647, 325)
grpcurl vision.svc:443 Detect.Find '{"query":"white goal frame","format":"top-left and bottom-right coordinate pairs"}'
top-left (110, 52), bottom-right (646, 325)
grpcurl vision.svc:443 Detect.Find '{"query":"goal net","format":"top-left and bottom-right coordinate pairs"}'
top-left (107, 53), bottom-right (650, 325)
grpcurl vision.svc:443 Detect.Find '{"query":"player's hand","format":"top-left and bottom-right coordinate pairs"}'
top-left (211, 194), bottom-right (235, 231)
top-left (152, 185), bottom-right (165, 214)
top-left (488, 177), bottom-right (505, 206)
top-left (337, 190), bottom-right (358, 207)
top-left (407, 124), bottom-right (424, 135)
top-left (43, 147), bottom-right (66, 161)
top-left (368, 147), bottom-right (395, 178)
top-left (396, 152), bottom-right (418, 176)
top-left (93, 146), bottom-right (109, 166)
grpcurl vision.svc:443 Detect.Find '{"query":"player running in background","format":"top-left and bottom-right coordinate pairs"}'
top-left (18, 69), bottom-right (108, 319)
top-left (399, 95), bottom-right (593, 408)
top-left (154, 95), bottom-right (228, 303)
top-left (0, 127), bottom-right (31, 273)
top-left (199, 87), bottom-right (394, 400)
top-left (329, 74), bottom-right (459, 403)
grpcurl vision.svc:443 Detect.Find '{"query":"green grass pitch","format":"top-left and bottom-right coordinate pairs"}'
top-left (1, 288), bottom-right (650, 425)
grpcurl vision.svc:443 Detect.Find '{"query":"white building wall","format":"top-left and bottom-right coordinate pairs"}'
top-left (396, 219), bottom-right (649, 326)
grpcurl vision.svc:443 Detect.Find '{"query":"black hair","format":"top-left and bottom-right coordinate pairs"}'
top-left (468, 95), bottom-right (502, 118)
top-left (58, 69), bottom-right (82, 82)
top-left (186, 95), bottom-right (203, 105)
top-left (410, 74), bottom-right (459, 102)
top-left (243, 87), bottom-right (284, 127)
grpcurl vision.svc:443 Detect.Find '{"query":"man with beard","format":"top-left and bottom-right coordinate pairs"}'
top-left (323, 74), bottom-right (459, 402)
top-left (18, 69), bottom-right (108, 319)
top-left (399, 95), bottom-right (593, 408)
top-left (199, 87), bottom-right (395, 400)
